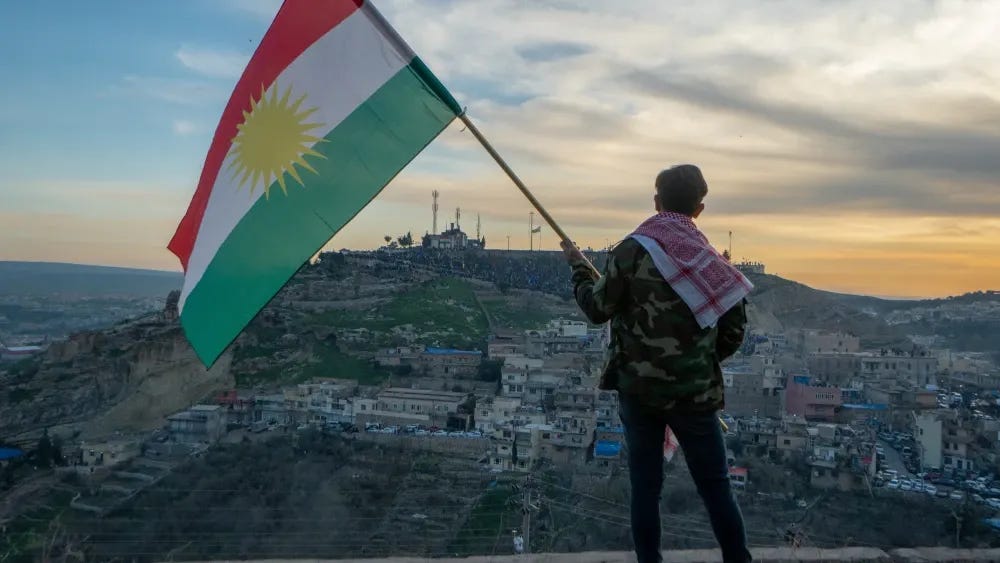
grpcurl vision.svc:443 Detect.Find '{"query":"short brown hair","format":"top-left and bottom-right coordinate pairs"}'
top-left (656, 164), bottom-right (708, 216)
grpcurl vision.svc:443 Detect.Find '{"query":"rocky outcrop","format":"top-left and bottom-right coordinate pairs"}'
top-left (1, 308), bottom-right (233, 438)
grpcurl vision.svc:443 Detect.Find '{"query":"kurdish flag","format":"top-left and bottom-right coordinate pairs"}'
top-left (168, 0), bottom-right (461, 365)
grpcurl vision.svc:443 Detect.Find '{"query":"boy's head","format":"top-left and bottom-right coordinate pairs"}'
top-left (654, 164), bottom-right (708, 218)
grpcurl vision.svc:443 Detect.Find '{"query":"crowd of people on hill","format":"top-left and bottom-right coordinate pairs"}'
top-left (317, 247), bottom-right (609, 299)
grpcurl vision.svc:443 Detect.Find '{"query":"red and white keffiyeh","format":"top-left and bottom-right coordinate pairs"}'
top-left (630, 212), bottom-right (753, 329)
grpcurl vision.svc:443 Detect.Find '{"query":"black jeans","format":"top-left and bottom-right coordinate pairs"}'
top-left (619, 396), bottom-right (752, 563)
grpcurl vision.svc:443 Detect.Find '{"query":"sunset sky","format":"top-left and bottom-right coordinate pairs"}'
top-left (2, 0), bottom-right (999, 298)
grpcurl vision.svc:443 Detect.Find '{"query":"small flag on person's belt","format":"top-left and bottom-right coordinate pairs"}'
top-left (663, 426), bottom-right (680, 462)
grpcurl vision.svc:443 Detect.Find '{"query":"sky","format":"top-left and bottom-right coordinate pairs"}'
top-left (2, 0), bottom-right (999, 298)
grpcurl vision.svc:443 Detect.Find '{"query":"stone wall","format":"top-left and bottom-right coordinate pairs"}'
top-left (352, 432), bottom-right (491, 457)
top-left (180, 547), bottom-right (1000, 563)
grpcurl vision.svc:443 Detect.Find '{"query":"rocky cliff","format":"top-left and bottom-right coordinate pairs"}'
top-left (1, 308), bottom-right (232, 439)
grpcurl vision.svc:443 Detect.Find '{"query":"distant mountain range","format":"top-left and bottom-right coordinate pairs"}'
top-left (0, 261), bottom-right (182, 298)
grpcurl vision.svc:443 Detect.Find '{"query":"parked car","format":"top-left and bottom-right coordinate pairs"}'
top-left (887, 479), bottom-right (901, 490)
top-left (900, 481), bottom-right (914, 492)
top-left (924, 485), bottom-right (938, 496)
top-left (432, 430), bottom-right (448, 437)
top-left (950, 491), bottom-right (965, 501)
top-left (414, 429), bottom-right (429, 436)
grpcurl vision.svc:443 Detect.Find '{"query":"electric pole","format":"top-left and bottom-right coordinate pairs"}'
top-left (507, 235), bottom-right (511, 251)
top-left (952, 509), bottom-right (962, 547)
top-left (521, 474), bottom-right (533, 554)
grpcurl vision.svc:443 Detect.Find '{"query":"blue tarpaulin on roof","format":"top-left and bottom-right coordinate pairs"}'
top-left (0, 447), bottom-right (24, 461)
top-left (594, 440), bottom-right (622, 458)
top-left (793, 375), bottom-right (811, 385)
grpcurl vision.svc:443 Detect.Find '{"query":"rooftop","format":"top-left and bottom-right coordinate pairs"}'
top-left (424, 347), bottom-right (482, 356)
top-left (380, 387), bottom-right (468, 401)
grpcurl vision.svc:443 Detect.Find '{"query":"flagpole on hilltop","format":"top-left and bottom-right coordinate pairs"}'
top-left (458, 113), bottom-right (600, 277)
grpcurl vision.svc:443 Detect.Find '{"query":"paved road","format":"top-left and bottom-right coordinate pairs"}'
top-left (879, 440), bottom-right (915, 480)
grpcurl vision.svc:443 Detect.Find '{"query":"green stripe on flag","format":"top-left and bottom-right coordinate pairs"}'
top-left (181, 64), bottom-right (458, 364)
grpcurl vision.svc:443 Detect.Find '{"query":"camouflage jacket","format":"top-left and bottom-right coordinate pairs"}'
top-left (570, 238), bottom-right (747, 414)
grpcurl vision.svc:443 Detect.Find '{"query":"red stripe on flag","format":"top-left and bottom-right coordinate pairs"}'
top-left (168, 0), bottom-right (364, 270)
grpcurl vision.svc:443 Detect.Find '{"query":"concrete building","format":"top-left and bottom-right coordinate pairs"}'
top-left (795, 330), bottom-right (860, 355)
top-left (487, 332), bottom-right (524, 361)
top-left (523, 372), bottom-right (563, 407)
top-left (424, 223), bottom-right (483, 250)
top-left (595, 390), bottom-right (620, 429)
top-left (724, 367), bottom-right (781, 419)
top-left (914, 412), bottom-right (943, 470)
top-left (374, 346), bottom-right (482, 378)
top-left (419, 347), bottom-right (482, 378)
top-left (501, 364), bottom-right (529, 399)
top-left (167, 405), bottom-right (226, 444)
top-left (736, 418), bottom-right (779, 456)
top-left (775, 419), bottom-right (811, 460)
top-left (254, 393), bottom-right (291, 425)
top-left (523, 320), bottom-right (595, 358)
top-left (784, 374), bottom-right (842, 422)
top-left (356, 387), bottom-right (471, 429)
top-left (554, 387), bottom-right (595, 411)
top-left (860, 351), bottom-right (938, 388)
top-left (807, 353), bottom-right (863, 387)
top-left (942, 417), bottom-right (976, 473)
top-left (374, 346), bottom-right (422, 368)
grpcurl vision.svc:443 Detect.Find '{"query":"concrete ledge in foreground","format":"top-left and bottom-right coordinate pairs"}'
top-left (173, 546), bottom-right (1000, 563)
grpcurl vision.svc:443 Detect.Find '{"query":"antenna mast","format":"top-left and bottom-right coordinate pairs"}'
top-left (476, 214), bottom-right (481, 240)
top-left (432, 190), bottom-right (439, 234)
top-left (456, 207), bottom-right (461, 230)
top-left (529, 212), bottom-right (534, 251)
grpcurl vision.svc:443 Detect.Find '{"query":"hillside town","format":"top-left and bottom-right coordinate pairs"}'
top-left (21, 287), bottom-right (1000, 514)
top-left (3, 241), bottom-right (1000, 559)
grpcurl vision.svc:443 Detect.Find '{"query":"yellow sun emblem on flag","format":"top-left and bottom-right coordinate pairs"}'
top-left (228, 83), bottom-right (326, 198)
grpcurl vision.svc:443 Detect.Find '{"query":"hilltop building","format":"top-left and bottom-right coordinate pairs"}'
top-left (423, 223), bottom-right (485, 250)
top-left (735, 260), bottom-right (766, 275)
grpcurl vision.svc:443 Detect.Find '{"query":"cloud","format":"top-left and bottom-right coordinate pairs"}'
top-left (216, 0), bottom-right (280, 20)
top-left (172, 119), bottom-right (203, 136)
top-left (118, 75), bottom-right (227, 105)
top-left (518, 42), bottom-right (591, 62)
top-left (175, 46), bottom-right (250, 79)
top-left (14, 0), bottom-right (1000, 296)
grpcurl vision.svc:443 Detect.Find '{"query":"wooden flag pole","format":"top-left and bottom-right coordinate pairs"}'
top-left (458, 113), bottom-right (600, 278)
top-left (458, 112), bottom-right (728, 432)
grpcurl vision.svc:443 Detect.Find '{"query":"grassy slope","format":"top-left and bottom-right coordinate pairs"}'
top-left (308, 277), bottom-right (489, 349)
